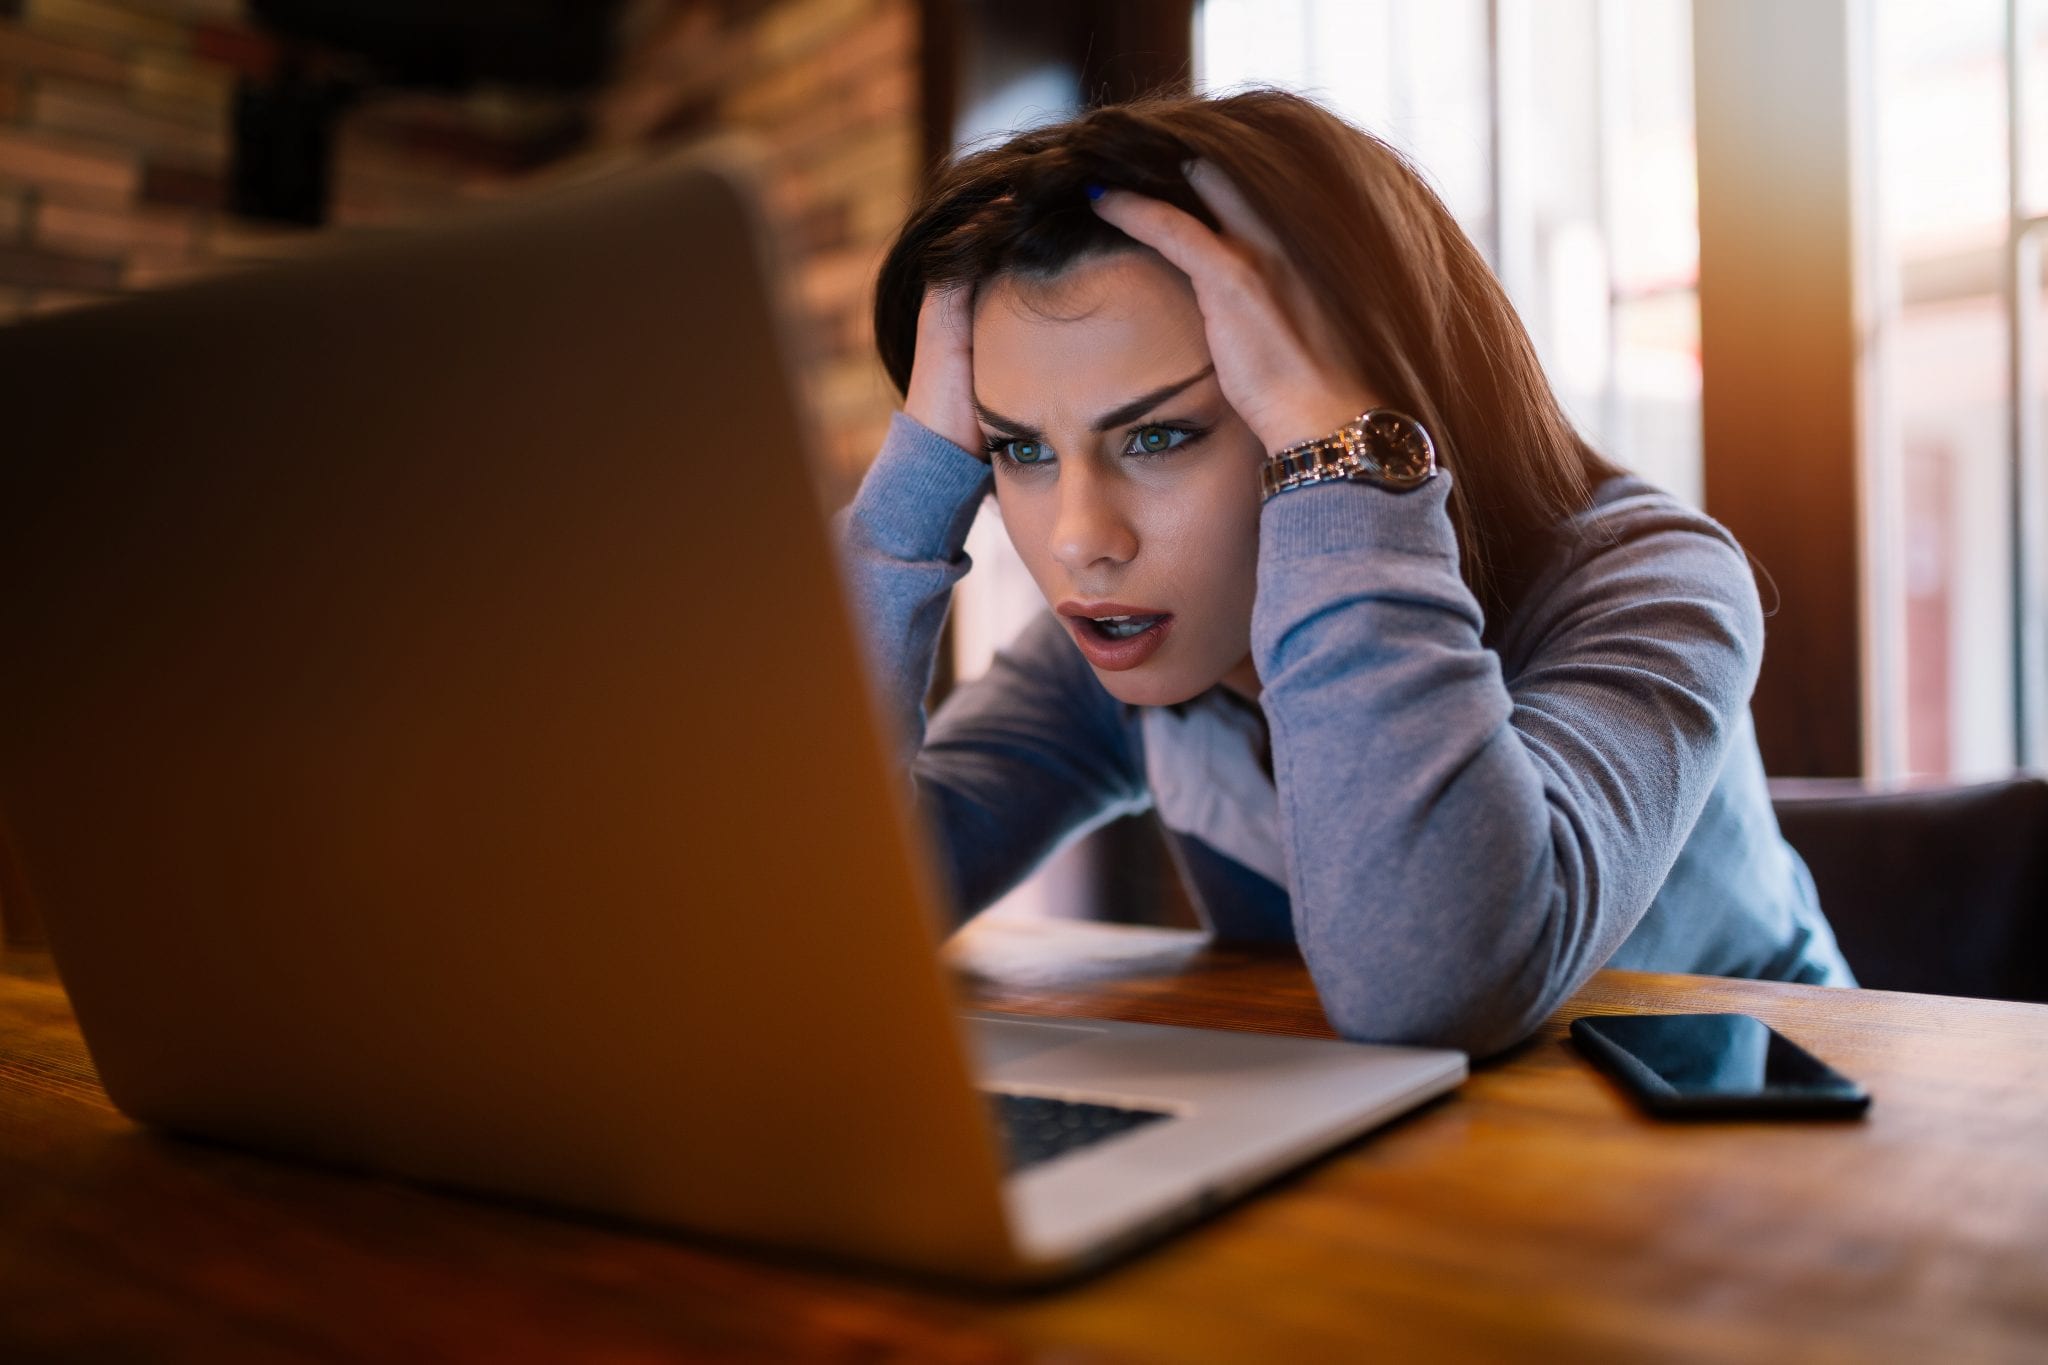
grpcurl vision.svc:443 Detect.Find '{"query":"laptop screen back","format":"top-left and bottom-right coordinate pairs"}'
top-left (0, 148), bottom-right (1019, 1277)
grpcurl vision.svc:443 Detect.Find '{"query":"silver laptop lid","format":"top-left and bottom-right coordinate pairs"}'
top-left (0, 146), bottom-right (1022, 1278)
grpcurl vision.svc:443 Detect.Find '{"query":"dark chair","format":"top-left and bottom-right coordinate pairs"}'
top-left (1770, 776), bottom-right (2048, 1004)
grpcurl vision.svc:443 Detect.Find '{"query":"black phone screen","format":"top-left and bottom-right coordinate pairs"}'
top-left (1569, 1012), bottom-right (1871, 1118)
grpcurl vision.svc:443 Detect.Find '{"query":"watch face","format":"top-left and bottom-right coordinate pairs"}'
top-left (1360, 410), bottom-right (1436, 487)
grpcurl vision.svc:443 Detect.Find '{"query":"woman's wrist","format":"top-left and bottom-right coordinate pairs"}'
top-left (898, 403), bottom-right (983, 461)
top-left (849, 412), bottom-right (994, 559)
top-left (1252, 389), bottom-right (1382, 457)
top-left (1260, 408), bottom-right (1438, 501)
top-left (902, 283), bottom-right (986, 458)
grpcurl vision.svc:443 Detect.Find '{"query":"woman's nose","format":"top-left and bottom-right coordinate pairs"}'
top-left (1050, 467), bottom-right (1138, 574)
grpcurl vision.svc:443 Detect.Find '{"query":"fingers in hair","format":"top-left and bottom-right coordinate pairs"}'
top-left (1087, 187), bottom-right (1232, 286)
top-left (1183, 159), bottom-right (1287, 262)
top-left (920, 281), bottom-right (973, 343)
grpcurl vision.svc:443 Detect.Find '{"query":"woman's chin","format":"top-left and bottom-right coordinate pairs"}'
top-left (1089, 664), bottom-right (1216, 709)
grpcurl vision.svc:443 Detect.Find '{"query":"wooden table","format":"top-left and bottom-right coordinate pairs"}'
top-left (3, 918), bottom-right (2043, 1363)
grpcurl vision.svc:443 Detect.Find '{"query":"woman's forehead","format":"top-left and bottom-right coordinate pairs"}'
top-left (973, 248), bottom-right (1195, 327)
top-left (970, 254), bottom-right (1210, 418)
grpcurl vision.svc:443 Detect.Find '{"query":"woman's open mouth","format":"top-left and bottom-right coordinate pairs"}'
top-left (1058, 601), bottom-right (1176, 671)
top-left (1088, 615), bottom-right (1161, 641)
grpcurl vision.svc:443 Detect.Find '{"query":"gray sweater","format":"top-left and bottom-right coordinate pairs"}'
top-left (838, 413), bottom-right (1853, 1055)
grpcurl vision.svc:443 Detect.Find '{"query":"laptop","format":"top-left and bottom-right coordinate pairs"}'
top-left (0, 142), bottom-right (1466, 1285)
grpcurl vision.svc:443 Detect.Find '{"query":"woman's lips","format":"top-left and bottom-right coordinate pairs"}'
top-left (1057, 601), bottom-right (1175, 671)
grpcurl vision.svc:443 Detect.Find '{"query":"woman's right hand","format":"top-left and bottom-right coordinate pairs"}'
top-left (902, 283), bottom-right (986, 460)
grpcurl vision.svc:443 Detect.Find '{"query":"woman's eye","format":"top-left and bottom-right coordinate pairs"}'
top-left (1125, 424), bottom-right (1196, 457)
top-left (986, 437), bottom-right (1051, 466)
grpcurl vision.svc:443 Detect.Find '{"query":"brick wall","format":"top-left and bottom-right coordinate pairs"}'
top-left (0, 0), bottom-right (923, 948)
top-left (0, 0), bottom-right (239, 315)
top-left (589, 0), bottom-right (921, 485)
top-left (0, 0), bottom-right (920, 479)
top-left (0, 2), bottom-right (565, 309)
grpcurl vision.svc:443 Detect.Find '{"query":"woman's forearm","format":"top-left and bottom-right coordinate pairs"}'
top-left (831, 412), bottom-right (994, 761)
top-left (832, 414), bottom-right (1148, 923)
top-left (1253, 475), bottom-right (1763, 1057)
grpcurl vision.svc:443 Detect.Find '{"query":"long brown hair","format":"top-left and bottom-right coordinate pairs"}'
top-left (873, 88), bottom-right (1621, 626)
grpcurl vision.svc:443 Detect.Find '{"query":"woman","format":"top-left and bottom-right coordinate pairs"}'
top-left (836, 89), bottom-right (1852, 1056)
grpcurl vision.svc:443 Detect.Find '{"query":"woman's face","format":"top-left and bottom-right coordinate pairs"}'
top-left (972, 249), bottom-right (1264, 707)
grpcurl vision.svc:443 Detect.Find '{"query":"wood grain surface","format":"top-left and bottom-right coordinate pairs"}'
top-left (3, 919), bottom-right (2044, 1364)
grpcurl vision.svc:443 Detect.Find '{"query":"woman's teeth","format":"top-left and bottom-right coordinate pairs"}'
top-left (1090, 615), bottom-right (1160, 640)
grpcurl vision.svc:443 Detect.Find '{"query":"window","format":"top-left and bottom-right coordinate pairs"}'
top-left (1196, 0), bottom-right (1704, 502)
top-left (1865, 0), bottom-right (2037, 778)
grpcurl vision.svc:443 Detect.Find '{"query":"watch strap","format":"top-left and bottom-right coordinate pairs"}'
top-left (1260, 408), bottom-right (1437, 500)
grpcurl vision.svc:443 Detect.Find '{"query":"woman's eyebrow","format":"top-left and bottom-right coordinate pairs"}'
top-left (973, 364), bottom-right (1217, 439)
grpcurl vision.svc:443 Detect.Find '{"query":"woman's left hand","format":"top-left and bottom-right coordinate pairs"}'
top-left (1089, 161), bottom-right (1382, 457)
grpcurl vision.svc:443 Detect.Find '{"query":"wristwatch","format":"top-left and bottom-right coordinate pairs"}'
top-left (1260, 408), bottom-right (1438, 500)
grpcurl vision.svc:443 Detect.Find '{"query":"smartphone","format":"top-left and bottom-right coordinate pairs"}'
top-left (1569, 1012), bottom-right (1871, 1119)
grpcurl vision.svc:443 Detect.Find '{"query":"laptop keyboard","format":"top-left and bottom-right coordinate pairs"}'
top-left (985, 1092), bottom-right (1173, 1173)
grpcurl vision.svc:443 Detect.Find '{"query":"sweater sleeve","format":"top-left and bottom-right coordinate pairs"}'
top-left (834, 413), bottom-right (1150, 923)
top-left (1252, 474), bottom-right (1764, 1057)
top-left (833, 411), bottom-right (995, 759)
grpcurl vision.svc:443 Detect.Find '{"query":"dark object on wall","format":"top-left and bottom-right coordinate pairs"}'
top-left (233, 3), bottom-right (631, 226)
top-left (1770, 776), bottom-right (2048, 1004)
top-left (250, 0), bottom-right (628, 91)
top-left (231, 66), bottom-right (349, 226)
